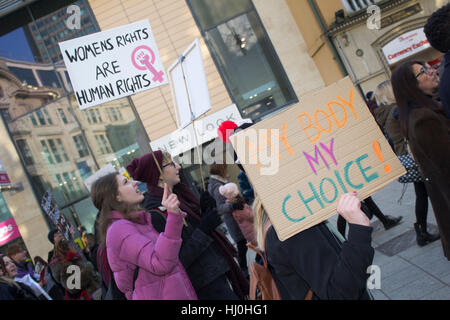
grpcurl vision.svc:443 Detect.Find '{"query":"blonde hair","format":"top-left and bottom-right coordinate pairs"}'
top-left (253, 195), bottom-right (270, 251)
top-left (374, 80), bottom-right (396, 106)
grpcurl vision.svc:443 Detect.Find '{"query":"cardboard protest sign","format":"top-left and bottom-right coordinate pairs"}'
top-left (230, 77), bottom-right (406, 241)
top-left (59, 19), bottom-right (167, 110)
top-left (41, 190), bottom-right (74, 241)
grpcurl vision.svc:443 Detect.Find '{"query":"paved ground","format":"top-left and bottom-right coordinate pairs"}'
top-left (244, 180), bottom-right (450, 300)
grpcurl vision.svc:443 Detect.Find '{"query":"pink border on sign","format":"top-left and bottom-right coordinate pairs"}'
top-left (131, 45), bottom-right (156, 70)
top-left (0, 217), bottom-right (21, 246)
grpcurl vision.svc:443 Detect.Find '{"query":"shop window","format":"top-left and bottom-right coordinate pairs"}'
top-left (16, 139), bottom-right (35, 166)
top-left (188, 0), bottom-right (297, 121)
top-left (0, 0), bottom-right (150, 248)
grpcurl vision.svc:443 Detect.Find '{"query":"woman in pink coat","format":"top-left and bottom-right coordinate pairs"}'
top-left (91, 172), bottom-right (197, 300)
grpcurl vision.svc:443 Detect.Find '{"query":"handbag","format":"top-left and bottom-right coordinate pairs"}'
top-left (397, 153), bottom-right (423, 183)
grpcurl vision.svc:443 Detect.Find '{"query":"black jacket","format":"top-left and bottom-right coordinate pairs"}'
top-left (439, 51), bottom-right (450, 118)
top-left (0, 281), bottom-right (40, 300)
top-left (265, 222), bottom-right (374, 300)
top-left (142, 193), bottom-right (230, 292)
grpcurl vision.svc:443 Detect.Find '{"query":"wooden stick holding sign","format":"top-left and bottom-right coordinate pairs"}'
top-left (230, 77), bottom-right (406, 241)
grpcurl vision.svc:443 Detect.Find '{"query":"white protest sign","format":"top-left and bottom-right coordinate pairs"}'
top-left (168, 38), bottom-right (211, 129)
top-left (151, 104), bottom-right (251, 156)
top-left (59, 19), bottom-right (167, 110)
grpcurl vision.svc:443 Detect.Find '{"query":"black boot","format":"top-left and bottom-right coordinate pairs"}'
top-left (414, 223), bottom-right (440, 247)
top-left (382, 215), bottom-right (403, 230)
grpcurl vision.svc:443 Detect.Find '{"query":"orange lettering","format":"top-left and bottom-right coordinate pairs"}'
top-left (314, 109), bottom-right (333, 133)
top-left (269, 122), bottom-right (294, 156)
top-left (298, 113), bottom-right (321, 143)
top-left (326, 101), bottom-right (347, 128)
top-left (337, 89), bottom-right (358, 120)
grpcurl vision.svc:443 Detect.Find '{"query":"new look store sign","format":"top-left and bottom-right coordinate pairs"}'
top-left (382, 28), bottom-right (430, 65)
top-left (59, 19), bottom-right (167, 110)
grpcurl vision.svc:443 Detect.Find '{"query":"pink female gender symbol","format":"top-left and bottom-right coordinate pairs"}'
top-left (131, 45), bottom-right (164, 83)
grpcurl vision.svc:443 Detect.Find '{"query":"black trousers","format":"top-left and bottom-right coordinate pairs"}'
top-left (237, 240), bottom-right (248, 272)
top-left (413, 181), bottom-right (429, 226)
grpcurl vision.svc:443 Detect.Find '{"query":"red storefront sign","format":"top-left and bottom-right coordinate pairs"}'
top-left (0, 218), bottom-right (21, 246)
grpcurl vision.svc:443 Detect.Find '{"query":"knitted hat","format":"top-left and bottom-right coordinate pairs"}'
top-left (126, 151), bottom-right (164, 189)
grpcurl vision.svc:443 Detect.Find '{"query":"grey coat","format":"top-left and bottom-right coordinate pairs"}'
top-left (208, 177), bottom-right (246, 244)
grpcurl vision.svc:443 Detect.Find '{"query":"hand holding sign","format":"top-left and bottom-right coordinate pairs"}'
top-left (336, 192), bottom-right (370, 226)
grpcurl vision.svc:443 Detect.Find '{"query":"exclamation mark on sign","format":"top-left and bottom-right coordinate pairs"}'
top-left (373, 141), bottom-right (391, 173)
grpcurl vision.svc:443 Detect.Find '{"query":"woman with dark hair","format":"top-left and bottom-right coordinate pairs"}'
top-left (91, 171), bottom-right (197, 300)
top-left (391, 60), bottom-right (450, 260)
top-left (374, 80), bottom-right (439, 246)
top-left (126, 151), bottom-right (249, 300)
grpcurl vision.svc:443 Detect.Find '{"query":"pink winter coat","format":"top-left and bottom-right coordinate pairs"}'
top-left (231, 204), bottom-right (257, 245)
top-left (106, 210), bottom-right (197, 300)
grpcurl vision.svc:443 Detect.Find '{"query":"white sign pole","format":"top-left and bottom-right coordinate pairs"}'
top-left (178, 54), bottom-right (206, 191)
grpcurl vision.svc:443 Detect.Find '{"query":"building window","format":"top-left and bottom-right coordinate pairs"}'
top-left (42, 108), bottom-right (53, 125)
top-left (109, 107), bottom-right (118, 121)
top-left (188, 0), bottom-right (297, 121)
top-left (58, 108), bottom-right (68, 124)
top-left (72, 134), bottom-right (89, 158)
top-left (95, 109), bottom-right (103, 122)
top-left (89, 109), bottom-right (98, 123)
top-left (47, 139), bottom-right (62, 163)
top-left (35, 110), bottom-right (46, 125)
top-left (56, 138), bottom-right (69, 162)
top-left (16, 139), bottom-right (35, 165)
top-left (95, 134), bottom-right (111, 154)
top-left (40, 140), bottom-right (54, 164)
top-left (29, 113), bottom-right (38, 126)
top-left (37, 69), bottom-right (61, 88)
top-left (7, 66), bottom-right (39, 86)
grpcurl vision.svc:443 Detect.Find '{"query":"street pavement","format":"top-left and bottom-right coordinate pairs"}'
top-left (245, 180), bottom-right (450, 300)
